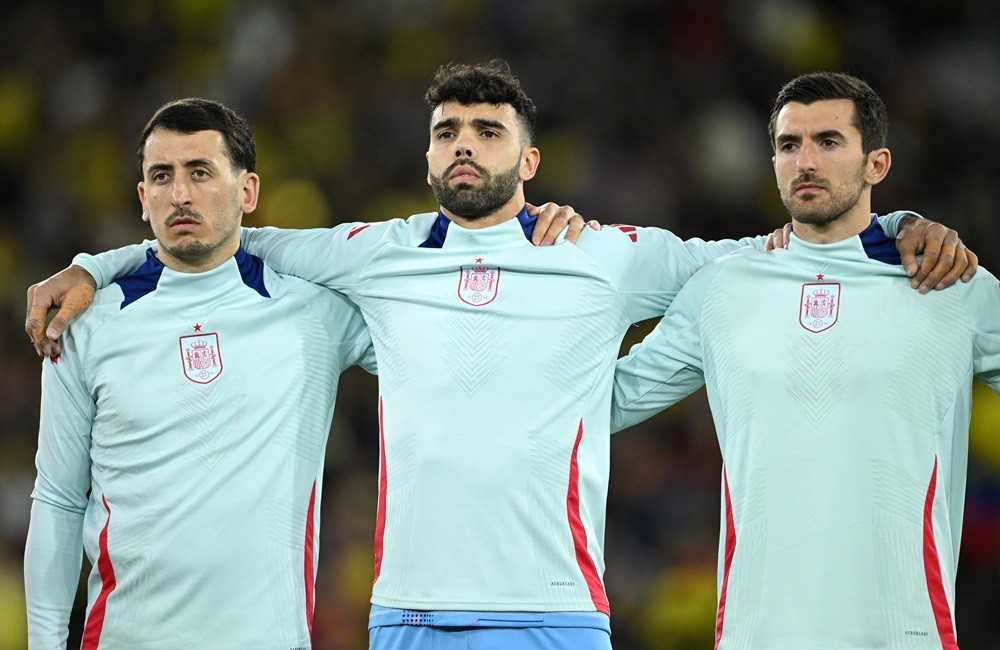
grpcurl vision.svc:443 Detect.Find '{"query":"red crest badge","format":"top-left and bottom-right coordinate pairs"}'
top-left (799, 282), bottom-right (841, 333)
top-left (458, 261), bottom-right (500, 306)
top-left (179, 333), bottom-right (223, 384)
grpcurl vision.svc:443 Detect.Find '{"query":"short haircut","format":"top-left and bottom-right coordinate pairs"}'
top-left (424, 59), bottom-right (538, 146)
top-left (137, 98), bottom-right (256, 173)
top-left (768, 72), bottom-right (888, 154)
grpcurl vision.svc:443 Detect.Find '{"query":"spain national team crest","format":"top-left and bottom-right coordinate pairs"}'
top-left (179, 333), bottom-right (223, 384)
top-left (458, 260), bottom-right (500, 306)
top-left (799, 282), bottom-right (841, 333)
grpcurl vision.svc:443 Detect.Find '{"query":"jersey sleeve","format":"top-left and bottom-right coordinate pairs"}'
top-left (240, 223), bottom-right (381, 293)
top-left (610, 260), bottom-right (719, 433)
top-left (24, 500), bottom-right (85, 649)
top-left (967, 267), bottom-right (1000, 392)
top-left (309, 285), bottom-right (377, 375)
top-left (72, 241), bottom-right (155, 289)
top-left (25, 329), bottom-right (96, 645)
top-left (875, 210), bottom-right (919, 238)
top-left (580, 225), bottom-right (766, 323)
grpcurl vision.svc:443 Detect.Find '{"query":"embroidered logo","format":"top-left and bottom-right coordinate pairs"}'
top-left (180, 333), bottom-right (223, 384)
top-left (458, 258), bottom-right (500, 306)
top-left (799, 282), bottom-right (841, 333)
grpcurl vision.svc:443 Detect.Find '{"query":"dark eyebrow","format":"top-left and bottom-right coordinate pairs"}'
top-left (145, 158), bottom-right (217, 175)
top-left (431, 117), bottom-right (509, 132)
top-left (776, 129), bottom-right (847, 146)
top-left (814, 129), bottom-right (846, 141)
top-left (431, 117), bottom-right (459, 131)
top-left (470, 118), bottom-right (507, 132)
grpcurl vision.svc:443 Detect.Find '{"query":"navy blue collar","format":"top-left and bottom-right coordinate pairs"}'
top-left (858, 214), bottom-right (902, 265)
top-left (116, 246), bottom-right (269, 308)
top-left (419, 206), bottom-right (537, 248)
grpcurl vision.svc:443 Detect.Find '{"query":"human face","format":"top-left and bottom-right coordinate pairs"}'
top-left (426, 100), bottom-right (539, 227)
top-left (138, 128), bottom-right (259, 272)
top-left (772, 98), bottom-right (889, 241)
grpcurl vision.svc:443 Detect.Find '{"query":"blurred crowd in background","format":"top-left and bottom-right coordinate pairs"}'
top-left (1, 1), bottom-right (999, 648)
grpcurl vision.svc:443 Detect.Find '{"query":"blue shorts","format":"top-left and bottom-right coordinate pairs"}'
top-left (369, 606), bottom-right (612, 650)
top-left (369, 624), bottom-right (612, 650)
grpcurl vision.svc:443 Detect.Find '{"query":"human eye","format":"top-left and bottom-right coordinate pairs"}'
top-left (151, 171), bottom-right (170, 183)
top-left (481, 130), bottom-right (499, 139)
top-left (192, 168), bottom-right (211, 180)
top-left (436, 130), bottom-right (454, 140)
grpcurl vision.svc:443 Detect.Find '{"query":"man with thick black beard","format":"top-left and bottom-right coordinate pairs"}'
top-left (25, 61), bottom-right (975, 650)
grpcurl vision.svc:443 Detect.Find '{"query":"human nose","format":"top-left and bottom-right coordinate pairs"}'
top-left (453, 131), bottom-right (475, 159)
top-left (796, 143), bottom-right (818, 173)
top-left (171, 178), bottom-right (192, 205)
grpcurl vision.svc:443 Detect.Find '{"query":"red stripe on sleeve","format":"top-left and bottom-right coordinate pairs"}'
top-left (82, 494), bottom-right (117, 650)
top-left (566, 420), bottom-right (610, 615)
top-left (347, 224), bottom-right (371, 240)
top-left (922, 458), bottom-right (959, 650)
top-left (304, 481), bottom-right (317, 639)
top-left (372, 397), bottom-right (387, 584)
top-left (714, 469), bottom-right (737, 650)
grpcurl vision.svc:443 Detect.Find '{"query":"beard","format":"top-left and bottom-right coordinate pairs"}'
top-left (162, 239), bottom-right (224, 261)
top-left (160, 208), bottom-right (238, 261)
top-left (780, 163), bottom-right (866, 226)
top-left (429, 159), bottom-right (521, 219)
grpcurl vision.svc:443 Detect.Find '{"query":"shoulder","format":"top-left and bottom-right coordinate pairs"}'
top-left (576, 223), bottom-right (670, 250)
top-left (328, 213), bottom-right (437, 248)
top-left (62, 283), bottom-right (128, 347)
top-left (959, 265), bottom-right (1000, 302)
top-left (687, 245), bottom-right (764, 280)
top-left (572, 224), bottom-right (685, 271)
top-left (673, 246), bottom-right (765, 297)
top-left (264, 269), bottom-right (367, 336)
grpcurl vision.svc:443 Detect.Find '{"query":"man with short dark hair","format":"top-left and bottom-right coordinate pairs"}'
top-left (23, 98), bottom-right (375, 648)
top-left (611, 71), bottom-right (1000, 649)
top-left (25, 63), bottom-right (976, 649)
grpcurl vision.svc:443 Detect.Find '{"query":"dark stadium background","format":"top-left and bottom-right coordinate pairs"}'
top-left (1, 1), bottom-right (998, 648)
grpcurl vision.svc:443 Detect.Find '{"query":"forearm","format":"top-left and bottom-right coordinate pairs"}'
top-left (241, 225), bottom-right (354, 288)
top-left (24, 499), bottom-right (85, 649)
top-left (611, 365), bottom-right (705, 433)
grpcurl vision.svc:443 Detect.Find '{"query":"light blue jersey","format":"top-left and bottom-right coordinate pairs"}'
top-left (611, 217), bottom-right (1000, 649)
top-left (69, 209), bottom-right (911, 634)
top-left (24, 248), bottom-right (373, 649)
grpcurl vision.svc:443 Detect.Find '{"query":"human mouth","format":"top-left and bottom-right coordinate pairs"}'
top-left (167, 212), bottom-right (202, 232)
top-left (794, 178), bottom-right (825, 194)
top-left (449, 164), bottom-right (482, 185)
